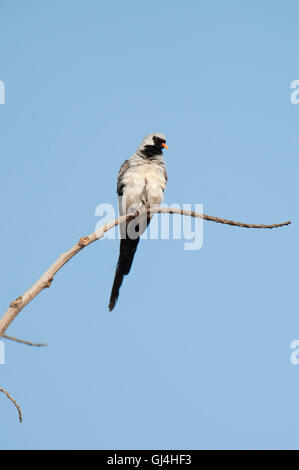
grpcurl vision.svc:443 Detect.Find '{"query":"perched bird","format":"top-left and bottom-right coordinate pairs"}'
top-left (108, 133), bottom-right (168, 311)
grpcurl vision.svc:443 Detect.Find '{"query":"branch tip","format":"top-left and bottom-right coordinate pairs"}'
top-left (2, 334), bottom-right (47, 347)
top-left (0, 388), bottom-right (22, 423)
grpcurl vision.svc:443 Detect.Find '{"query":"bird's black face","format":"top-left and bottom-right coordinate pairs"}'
top-left (153, 135), bottom-right (168, 150)
top-left (142, 135), bottom-right (168, 158)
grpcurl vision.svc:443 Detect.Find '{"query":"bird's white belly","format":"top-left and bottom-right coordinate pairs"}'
top-left (122, 164), bottom-right (165, 212)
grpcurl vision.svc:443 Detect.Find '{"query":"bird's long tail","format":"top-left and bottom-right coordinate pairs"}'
top-left (108, 236), bottom-right (140, 311)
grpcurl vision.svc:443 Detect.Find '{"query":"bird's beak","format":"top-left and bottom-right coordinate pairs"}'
top-left (162, 143), bottom-right (168, 150)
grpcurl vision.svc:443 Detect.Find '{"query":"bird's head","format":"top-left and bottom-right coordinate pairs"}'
top-left (138, 132), bottom-right (168, 158)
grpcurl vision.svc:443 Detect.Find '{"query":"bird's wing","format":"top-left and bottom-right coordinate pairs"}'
top-left (117, 159), bottom-right (130, 196)
top-left (162, 166), bottom-right (168, 189)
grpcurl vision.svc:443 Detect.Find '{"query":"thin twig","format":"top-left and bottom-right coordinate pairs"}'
top-left (0, 388), bottom-right (22, 423)
top-left (0, 208), bottom-right (291, 338)
top-left (156, 208), bottom-right (291, 229)
top-left (2, 334), bottom-right (47, 347)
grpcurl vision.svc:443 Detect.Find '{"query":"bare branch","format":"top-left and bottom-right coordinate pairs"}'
top-left (0, 388), bottom-right (22, 423)
top-left (0, 208), bottom-right (291, 338)
top-left (156, 208), bottom-right (291, 229)
top-left (2, 334), bottom-right (47, 347)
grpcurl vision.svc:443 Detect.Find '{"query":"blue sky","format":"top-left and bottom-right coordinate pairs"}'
top-left (0, 0), bottom-right (298, 450)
